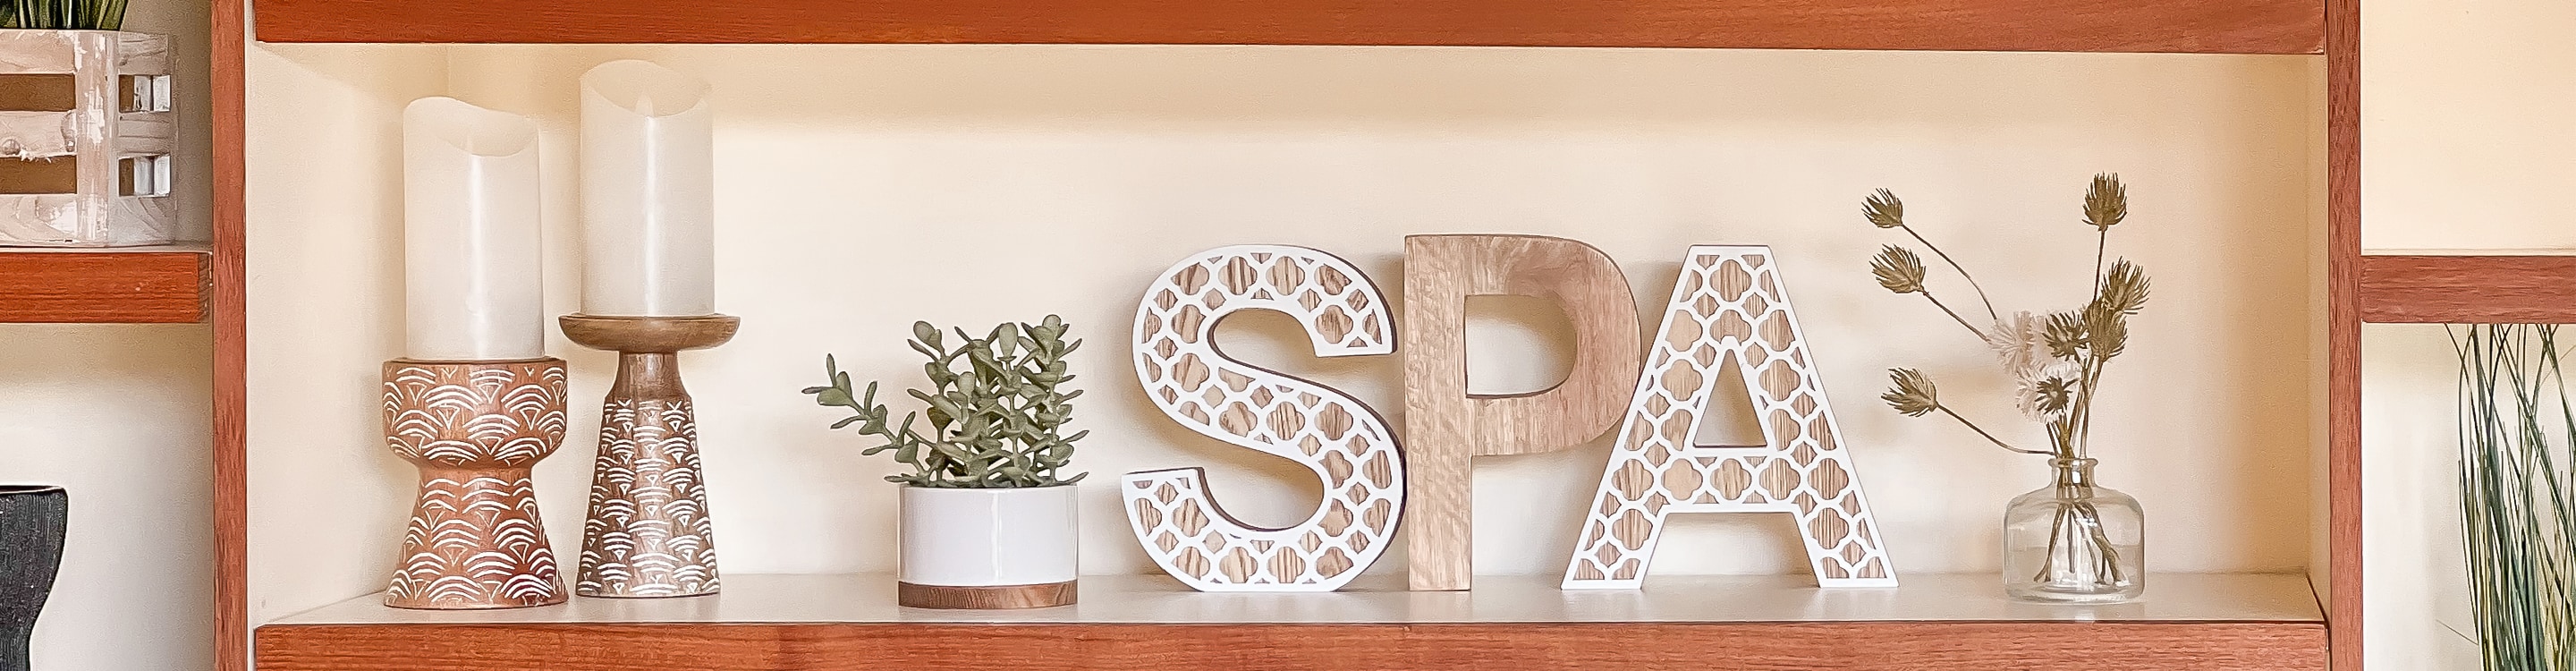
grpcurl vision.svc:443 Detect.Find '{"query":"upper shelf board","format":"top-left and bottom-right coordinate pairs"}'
top-left (0, 246), bottom-right (208, 324)
top-left (2361, 254), bottom-right (2576, 324)
top-left (250, 0), bottom-right (2325, 54)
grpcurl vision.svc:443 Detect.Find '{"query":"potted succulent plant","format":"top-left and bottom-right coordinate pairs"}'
top-left (806, 316), bottom-right (1087, 609)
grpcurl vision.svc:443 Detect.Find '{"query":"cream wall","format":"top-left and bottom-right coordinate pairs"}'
top-left (2359, 324), bottom-right (2479, 670)
top-left (0, 0), bottom-right (215, 668)
top-left (0, 327), bottom-right (212, 669)
top-left (2357, 0), bottom-right (2576, 667)
top-left (245, 44), bottom-right (2319, 624)
top-left (241, 43), bottom-right (445, 623)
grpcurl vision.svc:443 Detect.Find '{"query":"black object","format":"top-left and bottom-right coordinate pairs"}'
top-left (0, 486), bottom-right (65, 671)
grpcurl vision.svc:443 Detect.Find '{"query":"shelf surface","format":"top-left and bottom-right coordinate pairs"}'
top-left (269, 573), bottom-right (2320, 625)
top-left (258, 573), bottom-right (2323, 671)
top-left (0, 245), bottom-right (208, 323)
top-left (250, 0), bottom-right (2325, 55)
top-left (2360, 253), bottom-right (2576, 324)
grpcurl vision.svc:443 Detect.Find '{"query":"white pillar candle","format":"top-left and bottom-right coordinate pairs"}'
top-left (402, 98), bottom-right (547, 361)
top-left (579, 60), bottom-right (716, 317)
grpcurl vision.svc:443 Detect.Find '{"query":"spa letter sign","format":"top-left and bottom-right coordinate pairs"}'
top-left (1123, 235), bottom-right (1898, 592)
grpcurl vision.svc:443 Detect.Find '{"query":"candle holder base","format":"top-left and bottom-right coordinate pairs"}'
top-left (561, 314), bottom-right (738, 599)
top-left (381, 358), bottom-right (571, 610)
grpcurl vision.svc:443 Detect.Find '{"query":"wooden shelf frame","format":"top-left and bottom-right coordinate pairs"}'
top-left (252, 573), bottom-right (2326, 670)
top-left (257, 622), bottom-right (2325, 671)
top-left (248, 0), bottom-right (2326, 55)
top-left (211, 1), bottom-right (2366, 670)
top-left (0, 247), bottom-right (209, 323)
top-left (2359, 254), bottom-right (2576, 324)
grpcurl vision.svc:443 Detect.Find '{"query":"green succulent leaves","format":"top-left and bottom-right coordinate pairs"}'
top-left (805, 315), bottom-right (1088, 488)
top-left (3, 0), bottom-right (127, 30)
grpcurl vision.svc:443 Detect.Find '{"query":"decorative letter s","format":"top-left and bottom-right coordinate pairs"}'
top-left (1125, 245), bottom-right (1404, 591)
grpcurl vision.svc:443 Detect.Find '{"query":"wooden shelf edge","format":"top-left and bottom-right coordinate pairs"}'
top-left (254, 621), bottom-right (2326, 671)
top-left (250, 0), bottom-right (2324, 55)
top-left (2360, 254), bottom-right (2576, 324)
top-left (0, 247), bottom-right (208, 323)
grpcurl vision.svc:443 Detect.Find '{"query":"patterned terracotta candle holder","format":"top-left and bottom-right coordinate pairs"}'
top-left (559, 313), bottom-right (738, 599)
top-left (381, 358), bottom-right (572, 610)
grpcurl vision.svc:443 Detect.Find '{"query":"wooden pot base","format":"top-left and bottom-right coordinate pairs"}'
top-left (896, 581), bottom-right (1077, 609)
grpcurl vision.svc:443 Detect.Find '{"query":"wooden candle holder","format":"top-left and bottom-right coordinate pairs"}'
top-left (381, 358), bottom-right (571, 610)
top-left (559, 313), bottom-right (739, 599)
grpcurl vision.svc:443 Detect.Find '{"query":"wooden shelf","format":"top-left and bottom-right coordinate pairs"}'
top-left (250, 0), bottom-right (2325, 54)
top-left (256, 573), bottom-right (2324, 670)
top-left (0, 245), bottom-right (208, 324)
top-left (2360, 254), bottom-right (2576, 324)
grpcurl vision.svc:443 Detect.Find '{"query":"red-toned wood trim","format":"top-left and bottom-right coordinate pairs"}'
top-left (2358, 255), bottom-right (2576, 324)
top-left (255, 622), bottom-right (2326, 671)
top-left (248, 0), bottom-right (2325, 55)
top-left (2324, 0), bottom-right (2360, 666)
top-left (211, 0), bottom-right (249, 666)
top-left (0, 251), bottom-right (206, 323)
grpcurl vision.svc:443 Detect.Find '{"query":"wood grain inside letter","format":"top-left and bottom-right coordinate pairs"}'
top-left (1401, 234), bottom-right (1640, 591)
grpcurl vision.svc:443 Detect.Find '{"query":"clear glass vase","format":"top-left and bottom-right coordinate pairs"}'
top-left (2003, 457), bottom-right (2145, 603)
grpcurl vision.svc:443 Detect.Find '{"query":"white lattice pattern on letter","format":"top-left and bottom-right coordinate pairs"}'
top-left (1562, 246), bottom-right (1898, 589)
top-left (1125, 245), bottom-right (1403, 591)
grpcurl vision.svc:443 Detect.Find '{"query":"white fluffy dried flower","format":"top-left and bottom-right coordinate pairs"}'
top-left (1986, 311), bottom-right (2055, 380)
top-left (2015, 360), bottom-right (2084, 423)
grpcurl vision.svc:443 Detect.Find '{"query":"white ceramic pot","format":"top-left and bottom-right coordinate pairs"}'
top-left (896, 485), bottom-right (1078, 608)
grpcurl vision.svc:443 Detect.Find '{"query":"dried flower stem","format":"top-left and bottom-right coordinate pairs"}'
top-left (1936, 404), bottom-right (2052, 455)
top-left (1900, 225), bottom-right (2001, 324)
top-left (2072, 353), bottom-right (2104, 458)
top-left (2092, 228), bottom-right (2108, 298)
top-left (1919, 289), bottom-right (1990, 342)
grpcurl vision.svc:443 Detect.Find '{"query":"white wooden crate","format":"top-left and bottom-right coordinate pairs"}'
top-left (0, 30), bottom-right (174, 247)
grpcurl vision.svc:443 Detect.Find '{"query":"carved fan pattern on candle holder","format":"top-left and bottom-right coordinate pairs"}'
top-left (1125, 245), bottom-right (1404, 591)
top-left (577, 397), bottom-right (718, 597)
top-left (382, 359), bottom-right (572, 609)
top-left (1562, 247), bottom-right (1898, 589)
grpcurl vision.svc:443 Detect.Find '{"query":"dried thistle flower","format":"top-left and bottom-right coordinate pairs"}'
top-left (2085, 304), bottom-right (2130, 360)
top-left (1881, 368), bottom-right (1940, 417)
top-left (2043, 311), bottom-right (2086, 360)
top-left (1884, 367), bottom-right (2047, 455)
top-left (1865, 189), bottom-right (1905, 229)
top-left (1870, 245), bottom-right (1928, 294)
top-left (2094, 259), bottom-right (2151, 315)
top-left (2084, 174), bottom-right (2127, 231)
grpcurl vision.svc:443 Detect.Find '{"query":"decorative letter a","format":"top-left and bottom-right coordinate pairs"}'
top-left (1563, 246), bottom-right (1897, 589)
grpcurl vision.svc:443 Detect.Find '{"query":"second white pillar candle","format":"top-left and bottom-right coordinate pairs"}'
top-left (579, 60), bottom-right (716, 317)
